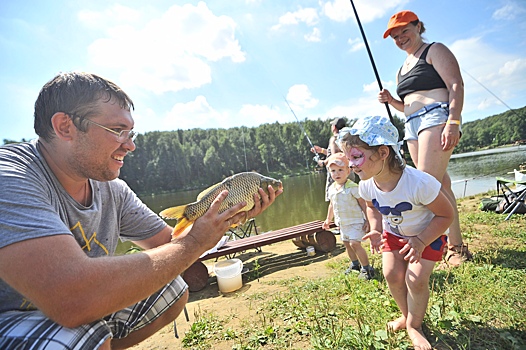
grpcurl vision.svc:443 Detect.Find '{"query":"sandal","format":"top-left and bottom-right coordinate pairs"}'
top-left (443, 243), bottom-right (473, 267)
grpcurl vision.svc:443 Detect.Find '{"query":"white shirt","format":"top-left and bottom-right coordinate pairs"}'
top-left (327, 179), bottom-right (365, 226)
top-left (359, 166), bottom-right (441, 238)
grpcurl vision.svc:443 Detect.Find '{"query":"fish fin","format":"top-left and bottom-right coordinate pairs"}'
top-left (196, 182), bottom-right (223, 201)
top-left (172, 217), bottom-right (192, 238)
top-left (159, 205), bottom-right (187, 220)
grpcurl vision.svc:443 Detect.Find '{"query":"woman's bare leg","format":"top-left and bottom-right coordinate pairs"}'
top-left (408, 127), bottom-right (471, 266)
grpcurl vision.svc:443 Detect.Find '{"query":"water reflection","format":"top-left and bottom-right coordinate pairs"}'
top-left (137, 146), bottom-right (525, 236)
top-left (449, 145), bottom-right (526, 197)
top-left (139, 173), bottom-right (329, 234)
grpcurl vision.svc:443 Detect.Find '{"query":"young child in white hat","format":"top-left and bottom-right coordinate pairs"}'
top-left (322, 152), bottom-right (373, 280)
top-left (337, 115), bottom-right (454, 350)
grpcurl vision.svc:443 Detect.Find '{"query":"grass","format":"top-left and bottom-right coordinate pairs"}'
top-left (181, 193), bottom-right (526, 349)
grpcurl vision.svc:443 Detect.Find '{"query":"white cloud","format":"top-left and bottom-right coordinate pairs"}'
top-left (305, 27), bottom-right (322, 42)
top-left (321, 0), bottom-right (407, 23)
top-left (286, 84), bottom-right (319, 110)
top-left (492, 2), bottom-right (526, 20)
top-left (451, 36), bottom-right (526, 112)
top-left (157, 98), bottom-right (288, 131)
top-left (238, 104), bottom-right (284, 126)
top-left (78, 5), bottom-right (143, 27)
top-left (85, 2), bottom-right (245, 94)
top-left (323, 79), bottom-right (397, 122)
top-left (271, 7), bottom-right (319, 30)
top-left (347, 37), bottom-right (365, 52)
top-left (162, 95), bottom-right (224, 130)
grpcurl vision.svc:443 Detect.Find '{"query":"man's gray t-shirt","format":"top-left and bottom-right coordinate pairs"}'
top-left (0, 141), bottom-right (168, 312)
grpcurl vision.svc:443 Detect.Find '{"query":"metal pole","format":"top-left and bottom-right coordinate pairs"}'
top-left (349, 0), bottom-right (393, 123)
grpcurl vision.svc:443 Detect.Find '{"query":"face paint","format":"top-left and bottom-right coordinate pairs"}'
top-left (347, 147), bottom-right (365, 167)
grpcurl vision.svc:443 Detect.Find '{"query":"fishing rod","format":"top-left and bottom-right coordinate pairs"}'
top-left (461, 68), bottom-right (522, 119)
top-left (236, 31), bottom-right (321, 163)
top-left (348, 0), bottom-right (394, 123)
top-left (283, 97), bottom-right (322, 163)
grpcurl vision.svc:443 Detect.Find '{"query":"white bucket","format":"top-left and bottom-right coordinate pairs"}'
top-left (213, 259), bottom-right (243, 293)
top-left (306, 246), bottom-right (316, 256)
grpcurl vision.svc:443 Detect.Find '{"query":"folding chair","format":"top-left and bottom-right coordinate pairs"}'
top-left (228, 218), bottom-right (259, 240)
top-left (496, 176), bottom-right (526, 220)
top-left (173, 305), bottom-right (190, 338)
top-left (225, 218), bottom-right (261, 258)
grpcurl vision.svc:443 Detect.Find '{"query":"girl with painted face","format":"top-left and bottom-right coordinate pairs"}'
top-left (337, 115), bottom-right (454, 350)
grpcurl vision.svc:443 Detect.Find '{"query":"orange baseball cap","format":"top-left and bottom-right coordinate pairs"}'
top-left (383, 10), bottom-right (419, 39)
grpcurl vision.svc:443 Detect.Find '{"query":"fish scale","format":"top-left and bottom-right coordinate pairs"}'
top-left (160, 172), bottom-right (282, 238)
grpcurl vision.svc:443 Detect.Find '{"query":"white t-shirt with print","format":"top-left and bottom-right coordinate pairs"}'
top-left (358, 166), bottom-right (441, 238)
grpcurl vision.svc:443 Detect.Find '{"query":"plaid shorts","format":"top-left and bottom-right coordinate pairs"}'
top-left (0, 276), bottom-right (187, 349)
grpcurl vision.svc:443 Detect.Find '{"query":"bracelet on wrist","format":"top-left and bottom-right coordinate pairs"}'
top-left (446, 119), bottom-right (461, 125)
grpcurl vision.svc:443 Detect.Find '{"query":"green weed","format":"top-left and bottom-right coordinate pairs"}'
top-left (181, 196), bottom-right (526, 349)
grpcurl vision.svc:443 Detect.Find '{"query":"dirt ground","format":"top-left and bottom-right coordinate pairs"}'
top-left (131, 198), bottom-right (487, 350)
top-left (130, 236), bottom-right (349, 350)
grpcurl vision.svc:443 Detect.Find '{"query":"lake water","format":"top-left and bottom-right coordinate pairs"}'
top-left (449, 145), bottom-right (526, 198)
top-left (138, 145), bottom-right (526, 235)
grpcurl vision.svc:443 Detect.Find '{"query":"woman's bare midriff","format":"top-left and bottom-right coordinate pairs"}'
top-left (403, 88), bottom-right (449, 115)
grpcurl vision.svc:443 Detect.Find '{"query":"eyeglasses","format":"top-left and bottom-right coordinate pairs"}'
top-left (67, 113), bottom-right (137, 143)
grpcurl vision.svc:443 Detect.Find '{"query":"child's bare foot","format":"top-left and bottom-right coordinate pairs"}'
top-left (408, 327), bottom-right (432, 350)
top-left (387, 316), bottom-right (406, 332)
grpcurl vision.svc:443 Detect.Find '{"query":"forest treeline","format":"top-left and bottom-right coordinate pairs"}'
top-left (3, 106), bottom-right (525, 195)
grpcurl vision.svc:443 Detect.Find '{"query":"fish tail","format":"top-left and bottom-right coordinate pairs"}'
top-left (172, 217), bottom-right (192, 238)
top-left (159, 205), bottom-right (192, 238)
top-left (159, 205), bottom-right (187, 220)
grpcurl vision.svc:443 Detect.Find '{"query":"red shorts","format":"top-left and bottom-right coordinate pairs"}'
top-left (382, 231), bottom-right (447, 262)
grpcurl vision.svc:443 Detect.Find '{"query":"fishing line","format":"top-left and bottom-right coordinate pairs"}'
top-left (461, 68), bottom-right (521, 119)
top-left (282, 97), bottom-right (321, 163)
top-left (236, 29), bottom-right (322, 163)
top-left (348, 0), bottom-right (394, 123)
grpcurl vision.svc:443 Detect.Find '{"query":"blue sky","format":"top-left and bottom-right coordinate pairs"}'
top-left (1, 0), bottom-right (525, 142)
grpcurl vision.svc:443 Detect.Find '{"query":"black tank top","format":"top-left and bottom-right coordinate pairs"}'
top-left (396, 43), bottom-right (447, 102)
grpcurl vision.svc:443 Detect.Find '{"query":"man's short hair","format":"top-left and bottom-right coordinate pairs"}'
top-left (34, 72), bottom-right (134, 141)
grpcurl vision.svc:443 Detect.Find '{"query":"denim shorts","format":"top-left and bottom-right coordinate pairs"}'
top-left (0, 276), bottom-right (188, 349)
top-left (404, 102), bottom-right (462, 141)
top-left (340, 222), bottom-right (365, 242)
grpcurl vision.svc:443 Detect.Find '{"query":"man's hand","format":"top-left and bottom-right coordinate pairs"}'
top-left (310, 145), bottom-right (324, 154)
top-left (184, 190), bottom-right (246, 251)
top-left (247, 184), bottom-right (283, 219)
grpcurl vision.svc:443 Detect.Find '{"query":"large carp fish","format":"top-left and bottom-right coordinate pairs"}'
top-left (160, 172), bottom-right (283, 237)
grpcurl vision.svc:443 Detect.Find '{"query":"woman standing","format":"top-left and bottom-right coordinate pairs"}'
top-left (378, 10), bottom-right (472, 267)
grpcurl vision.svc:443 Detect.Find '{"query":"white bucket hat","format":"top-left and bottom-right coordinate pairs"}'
top-left (337, 115), bottom-right (404, 164)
